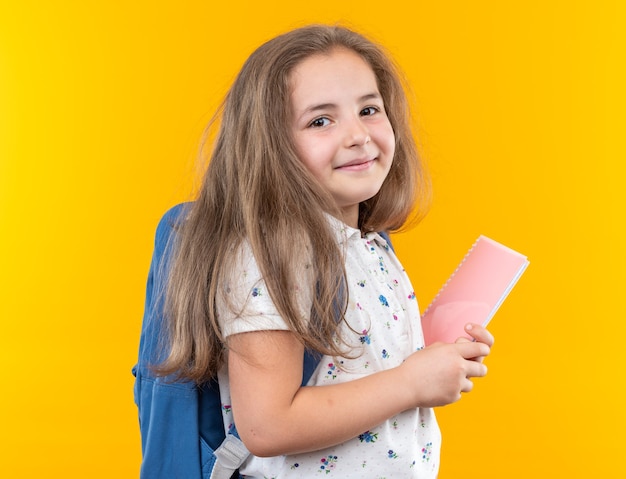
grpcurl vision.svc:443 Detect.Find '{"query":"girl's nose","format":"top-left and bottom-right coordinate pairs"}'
top-left (345, 119), bottom-right (371, 148)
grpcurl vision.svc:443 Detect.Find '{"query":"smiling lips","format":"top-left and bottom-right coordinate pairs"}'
top-left (335, 157), bottom-right (377, 171)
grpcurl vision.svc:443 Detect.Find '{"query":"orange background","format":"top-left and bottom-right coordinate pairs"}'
top-left (1, 1), bottom-right (624, 477)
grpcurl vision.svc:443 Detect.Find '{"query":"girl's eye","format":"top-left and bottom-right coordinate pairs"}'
top-left (308, 117), bottom-right (330, 128)
top-left (360, 106), bottom-right (379, 116)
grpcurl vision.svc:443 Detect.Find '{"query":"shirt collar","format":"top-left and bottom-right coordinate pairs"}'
top-left (326, 214), bottom-right (392, 251)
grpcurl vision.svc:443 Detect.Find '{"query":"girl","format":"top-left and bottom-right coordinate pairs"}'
top-left (157, 24), bottom-right (493, 477)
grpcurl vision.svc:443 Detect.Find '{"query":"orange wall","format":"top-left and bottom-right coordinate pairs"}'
top-left (1, 1), bottom-right (624, 477)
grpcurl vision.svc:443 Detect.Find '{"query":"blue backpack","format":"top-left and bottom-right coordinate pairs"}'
top-left (132, 203), bottom-right (393, 478)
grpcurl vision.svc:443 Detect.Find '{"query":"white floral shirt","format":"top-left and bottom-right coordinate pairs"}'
top-left (217, 219), bottom-right (441, 478)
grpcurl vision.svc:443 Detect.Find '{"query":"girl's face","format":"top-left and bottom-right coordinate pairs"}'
top-left (290, 48), bottom-right (395, 228)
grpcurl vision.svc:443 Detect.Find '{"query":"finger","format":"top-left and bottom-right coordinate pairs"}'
top-left (455, 334), bottom-right (489, 362)
top-left (464, 323), bottom-right (494, 347)
top-left (461, 377), bottom-right (474, 393)
top-left (466, 361), bottom-right (488, 378)
top-left (456, 340), bottom-right (490, 359)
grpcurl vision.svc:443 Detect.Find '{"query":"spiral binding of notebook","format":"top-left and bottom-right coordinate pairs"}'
top-left (421, 236), bottom-right (482, 320)
top-left (420, 235), bottom-right (529, 345)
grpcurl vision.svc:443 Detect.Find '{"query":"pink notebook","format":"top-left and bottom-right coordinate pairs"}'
top-left (421, 236), bottom-right (529, 345)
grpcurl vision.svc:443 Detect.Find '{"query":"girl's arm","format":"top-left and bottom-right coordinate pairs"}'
top-left (227, 325), bottom-right (491, 457)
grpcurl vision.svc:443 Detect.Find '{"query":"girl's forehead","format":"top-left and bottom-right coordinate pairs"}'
top-left (292, 48), bottom-right (373, 75)
top-left (289, 49), bottom-right (378, 93)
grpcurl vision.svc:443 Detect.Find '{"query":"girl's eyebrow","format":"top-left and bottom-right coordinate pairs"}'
top-left (297, 92), bottom-right (382, 119)
top-left (359, 92), bottom-right (383, 103)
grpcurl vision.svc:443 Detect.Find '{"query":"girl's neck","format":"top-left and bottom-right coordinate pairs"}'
top-left (340, 205), bottom-right (359, 229)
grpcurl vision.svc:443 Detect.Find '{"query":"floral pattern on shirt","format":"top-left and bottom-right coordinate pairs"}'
top-left (216, 223), bottom-right (440, 478)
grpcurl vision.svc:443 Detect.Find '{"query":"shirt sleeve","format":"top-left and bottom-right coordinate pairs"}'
top-left (217, 241), bottom-right (312, 339)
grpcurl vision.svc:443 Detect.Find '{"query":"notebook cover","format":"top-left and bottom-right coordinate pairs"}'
top-left (421, 236), bottom-right (529, 345)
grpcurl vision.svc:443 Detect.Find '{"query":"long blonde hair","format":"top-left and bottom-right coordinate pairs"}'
top-left (156, 24), bottom-right (431, 383)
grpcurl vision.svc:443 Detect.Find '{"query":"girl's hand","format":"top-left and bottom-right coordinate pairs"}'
top-left (399, 337), bottom-right (491, 407)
